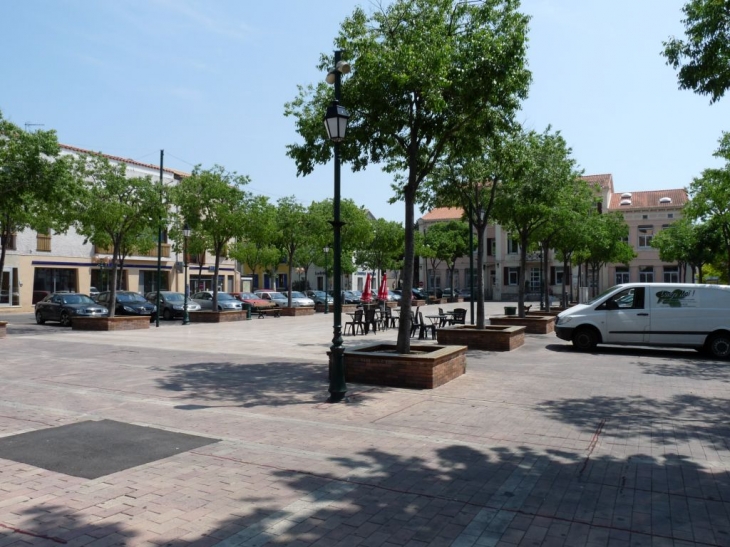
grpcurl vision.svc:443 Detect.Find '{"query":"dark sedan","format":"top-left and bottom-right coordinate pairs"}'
top-left (96, 291), bottom-right (157, 320)
top-left (35, 293), bottom-right (109, 326)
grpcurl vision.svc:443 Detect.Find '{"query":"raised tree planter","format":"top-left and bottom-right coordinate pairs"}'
top-left (0, 321), bottom-right (7, 338)
top-left (437, 324), bottom-right (525, 351)
top-left (344, 343), bottom-right (467, 389)
top-left (188, 310), bottom-right (246, 323)
top-left (342, 304), bottom-right (359, 313)
top-left (72, 316), bottom-right (151, 331)
top-left (279, 306), bottom-right (315, 317)
top-left (412, 299), bottom-right (427, 308)
top-left (526, 310), bottom-right (562, 317)
top-left (447, 297), bottom-right (463, 303)
top-left (489, 314), bottom-right (556, 335)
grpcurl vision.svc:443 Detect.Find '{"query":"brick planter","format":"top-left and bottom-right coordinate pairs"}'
top-left (489, 315), bottom-right (556, 334)
top-left (437, 324), bottom-right (525, 351)
top-left (279, 306), bottom-right (315, 317)
top-left (0, 321), bottom-right (7, 339)
top-left (72, 316), bottom-right (151, 331)
top-left (344, 343), bottom-right (467, 389)
top-left (447, 297), bottom-right (463, 303)
top-left (188, 310), bottom-right (246, 323)
top-left (412, 299), bottom-right (427, 307)
top-left (342, 304), bottom-right (359, 313)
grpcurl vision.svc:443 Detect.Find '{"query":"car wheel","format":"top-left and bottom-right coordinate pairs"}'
top-left (163, 308), bottom-right (173, 320)
top-left (59, 311), bottom-right (71, 327)
top-left (35, 310), bottom-right (45, 325)
top-left (707, 332), bottom-right (730, 359)
top-left (572, 327), bottom-right (597, 352)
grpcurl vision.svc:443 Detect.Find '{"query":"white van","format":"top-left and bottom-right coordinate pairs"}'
top-left (555, 283), bottom-right (730, 358)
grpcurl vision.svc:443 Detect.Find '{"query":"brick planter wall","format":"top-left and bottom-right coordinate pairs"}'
top-left (344, 344), bottom-right (467, 389)
top-left (0, 321), bottom-right (6, 339)
top-left (279, 307), bottom-right (315, 317)
top-left (188, 311), bottom-right (246, 323)
top-left (437, 325), bottom-right (525, 351)
top-left (72, 316), bottom-right (151, 331)
top-left (489, 315), bottom-right (556, 334)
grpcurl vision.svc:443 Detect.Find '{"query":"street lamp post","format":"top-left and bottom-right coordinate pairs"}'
top-left (182, 223), bottom-right (191, 325)
top-left (323, 246), bottom-right (330, 314)
top-left (324, 50), bottom-right (350, 403)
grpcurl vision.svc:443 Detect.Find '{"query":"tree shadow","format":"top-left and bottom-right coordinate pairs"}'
top-left (157, 360), bottom-right (377, 408)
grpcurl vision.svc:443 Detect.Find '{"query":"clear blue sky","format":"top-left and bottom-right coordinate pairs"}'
top-left (2, 1), bottom-right (729, 223)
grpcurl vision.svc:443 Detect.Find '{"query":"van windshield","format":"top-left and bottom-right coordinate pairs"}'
top-left (585, 285), bottom-right (621, 306)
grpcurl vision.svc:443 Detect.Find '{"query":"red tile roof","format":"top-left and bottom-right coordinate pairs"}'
top-left (608, 189), bottom-right (688, 210)
top-left (420, 207), bottom-right (464, 221)
top-left (61, 144), bottom-right (188, 177)
top-left (581, 173), bottom-right (614, 192)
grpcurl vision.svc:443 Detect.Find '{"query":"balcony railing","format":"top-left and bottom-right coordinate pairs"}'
top-left (36, 234), bottom-right (51, 252)
top-left (95, 243), bottom-right (171, 258)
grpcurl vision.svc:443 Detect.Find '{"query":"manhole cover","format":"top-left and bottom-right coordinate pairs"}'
top-left (0, 419), bottom-right (218, 479)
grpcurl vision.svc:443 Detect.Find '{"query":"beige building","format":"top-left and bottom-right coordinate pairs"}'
top-left (415, 174), bottom-right (689, 301)
top-left (1, 145), bottom-right (240, 314)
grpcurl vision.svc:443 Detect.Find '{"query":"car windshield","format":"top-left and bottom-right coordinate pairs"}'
top-left (240, 293), bottom-right (258, 299)
top-left (217, 293), bottom-right (235, 301)
top-left (291, 292), bottom-right (306, 298)
top-left (269, 292), bottom-right (286, 299)
top-left (163, 293), bottom-right (184, 302)
top-left (117, 293), bottom-right (147, 303)
top-left (62, 295), bottom-right (95, 305)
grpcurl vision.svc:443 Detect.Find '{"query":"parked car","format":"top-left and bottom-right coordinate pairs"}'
top-left (191, 291), bottom-right (243, 311)
top-left (145, 291), bottom-right (201, 320)
top-left (386, 290), bottom-right (401, 302)
top-left (89, 286), bottom-right (100, 299)
top-left (458, 288), bottom-right (472, 301)
top-left (35, 292), bottom-right (108, 326)
top-left (427, 288), bottom-right (444, 299)
top-left (442, 288), bottom-right (459, 299)
top-left (341, 290), bottom-right (361, 304)
top-left (96, 291), bottom-right (157, 320)
top-left (254, 290), bottom-right (289, 307)
top-left (306, 290), bottom-right (334, 306)
top-left (284, 291), bottom-right (315, 307)
top-left (230, 292), bottom-right (276, 311)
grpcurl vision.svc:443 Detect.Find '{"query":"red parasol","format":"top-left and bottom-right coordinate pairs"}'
top-left (377, 273), bottom-right (388, 301)
top-left (361, 273), bottom-right (373, 302)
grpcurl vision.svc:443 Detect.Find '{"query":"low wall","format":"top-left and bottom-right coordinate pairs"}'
top-left (189, 311), bottom-right (246, 323)
top-left (279, 307), bottom-right (315, 317)
top-left (72, 316), bottom-right (151, 331)
top-left (437, 325), bottom-right (525, 351)
top-left (344, 344), bottom-right (467, 389)
top-left (489, 315), bottom-right (556, 334)
top-left (0, 321), bottom-right (6, 339)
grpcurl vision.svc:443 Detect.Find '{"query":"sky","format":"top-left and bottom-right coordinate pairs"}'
top-left (2, 0), bottom-right (729, 224)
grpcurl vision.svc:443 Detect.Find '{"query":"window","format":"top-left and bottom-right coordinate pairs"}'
top-left (507, 236), bottom-right (519, 254)
top-left (487, 238), bottom-right (494, 256)
top-left (606, 287), bottom-right (645, 310)
top-left (639, 266), bottom-right (654, 283)
top-left (642, 214), bottom-right (648, 220)
top-left (663, 266), bottom-right (679, 283)
top-left (554, 267), bottom-right (564, 285)
top-left (638, 226), bottom-right (653, 249)
top-left (508, 267), bottom-right (519, 286)
top-left (529, 267), bottom-right (541, 291)
top-left (668, 213), bottom-right (674, 218)
top-left (615, 267), bottom-right (630, 284)
top-left (4, 233), bottom-right (17, 251)
top-left (36, 232), bottom-right (51, 252)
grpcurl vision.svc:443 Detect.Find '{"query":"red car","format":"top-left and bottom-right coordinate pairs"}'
top-left (230, 292), bottom-right (276, 311)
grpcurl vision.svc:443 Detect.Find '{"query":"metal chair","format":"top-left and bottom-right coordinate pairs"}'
top-left (451, 308), bottom-right (467, 325)
top-left (345, 309), bottom-right (365, 335)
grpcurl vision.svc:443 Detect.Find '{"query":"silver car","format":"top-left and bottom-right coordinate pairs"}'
top-left (191, 291), bottom-right (243, 311)
top-left (254, 290), bottom-right (289, 307)
top-left (285, 291), bottom-right (315, 307)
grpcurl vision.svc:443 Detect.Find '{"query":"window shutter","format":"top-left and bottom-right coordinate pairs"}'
top-left (550, 267), bottom-right (556, 285)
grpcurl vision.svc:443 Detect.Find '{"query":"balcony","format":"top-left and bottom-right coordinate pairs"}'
top-left (95, 243), bottom-right (171, 258)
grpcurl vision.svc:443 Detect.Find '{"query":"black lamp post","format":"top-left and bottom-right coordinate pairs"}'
top-left (323, 245), bottom-right (330, 314)
top-left (324, 50), bottom-right (350, 403)
top-left (182, 223), bottom-right (191, 325)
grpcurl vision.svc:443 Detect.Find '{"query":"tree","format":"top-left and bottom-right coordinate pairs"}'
top-left (275, 197), bottom-right (310, 306)
top-left (492, 127), bottom-right (581, 317)
top-left (171, 165), bottom-right (250, 311)
top-left (684, 132), bottom-right (730, 281)
top-left (426, 221), bottom-right (471, 295)
top-left (286, 0), bottom-right (530, 353)
top-left (662, 0), bottom-right (730, 103)
top-left (72, 153), bottom-right (164, 317)
top-left (552, 198), bottom-right (597, 306)
top-left (0, 113), bottom-right (75, 293)
top-left (355, 218), bottom-right (405, 277)
top-left (229, 195), bottom-right (277, 289)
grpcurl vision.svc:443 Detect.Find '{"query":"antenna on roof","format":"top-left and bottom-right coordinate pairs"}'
top-left (24, 123), bottom-right (44, 132)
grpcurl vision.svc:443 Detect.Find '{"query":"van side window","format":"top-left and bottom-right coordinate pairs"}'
top-left (608, 287), bottom-right (645, 310)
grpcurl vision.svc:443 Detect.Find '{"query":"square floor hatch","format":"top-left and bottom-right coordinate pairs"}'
top-left (0, 419), bottom-right (218, 479)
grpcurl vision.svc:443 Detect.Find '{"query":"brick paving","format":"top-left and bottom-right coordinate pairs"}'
top-left (0, 302), bottom-right (729, 546)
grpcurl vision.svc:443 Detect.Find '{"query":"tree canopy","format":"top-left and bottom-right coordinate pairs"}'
top-left (286, 0), bottom-right (531, 352)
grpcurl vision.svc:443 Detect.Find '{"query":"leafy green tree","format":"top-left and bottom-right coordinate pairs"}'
top-left (274, 197), bottom-right (310, 306)
top-left (662, 0), bottom-right (730, 103)
top-left (0, 113), bottom-right (75, 291)
top-left (72, 153), bottom-right (165, 317)
top-left (355, 218), bottom-right (404, 277)
top-left (286, 0), bottom-right (531, 352)
top-left (425, 130), bottom-right (524, 326)
top-left (171, 165), bottom-right (250, 311)
top-left (426, 221), bottom-right (471, 296)
top-left (492, 127), bottom-right (581, 316)
top-left (684, 132), bottom-right (730, 281)
top-left (229, 195), bottom-right (277, 288)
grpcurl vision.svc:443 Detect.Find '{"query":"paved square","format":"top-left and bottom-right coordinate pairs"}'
top-left (0, 303), bottom-right (729, 546)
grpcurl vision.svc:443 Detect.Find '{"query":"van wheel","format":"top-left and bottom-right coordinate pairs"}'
top-left (707, 332), bottom-right (730, 359)
top-left (572, 327), bottom-right (597, 351)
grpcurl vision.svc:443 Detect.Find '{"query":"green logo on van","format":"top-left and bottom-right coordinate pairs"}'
top-left (655, 289), bottom-right (693, 307)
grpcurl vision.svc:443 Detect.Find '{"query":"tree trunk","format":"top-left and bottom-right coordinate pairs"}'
top-left (475, 222), bottom-right (487, 328)
top-left (396, 189), bottom-right (416, 354)
top-left (0, 219), bottom-right (9, 294)
top-left (212, 244), bottom-right (222, 311)
top-left (541, 242), bottom-right (550, 311)
top-left (518, 233), bottom-right (528, 317)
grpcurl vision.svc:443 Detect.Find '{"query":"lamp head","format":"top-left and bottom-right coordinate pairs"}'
top-left (323, 101), bottom-right (350, 142)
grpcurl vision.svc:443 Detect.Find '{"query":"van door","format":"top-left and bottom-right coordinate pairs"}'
top-left (602, 287), bottom-right (650, 344)
top-left (647, 287), bottom-right (706, 347)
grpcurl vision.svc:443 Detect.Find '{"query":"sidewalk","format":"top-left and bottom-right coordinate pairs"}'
top-left (0, 302), bottom-right (728, 546)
